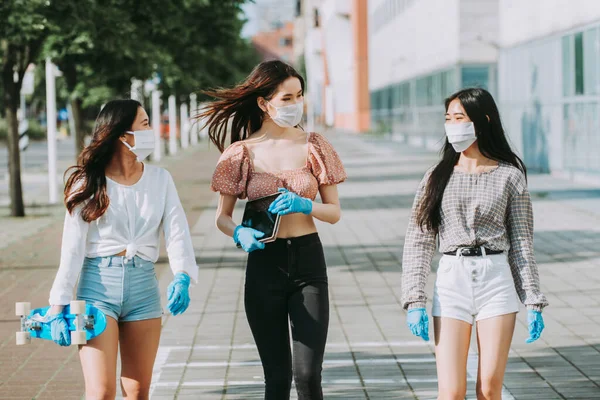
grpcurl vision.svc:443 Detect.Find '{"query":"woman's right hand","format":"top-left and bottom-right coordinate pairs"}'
top-left (233, 226), bottom-right (265, 253)
top-left (47, 305), bottom-right (71, 346)
top-left (406, 308), bottom-right (430, 341)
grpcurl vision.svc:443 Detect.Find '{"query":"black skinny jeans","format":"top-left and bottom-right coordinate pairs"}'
top-left (245, 233), bottom-right (329, 400)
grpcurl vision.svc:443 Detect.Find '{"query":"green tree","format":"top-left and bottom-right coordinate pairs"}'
top-left (0, 0), bottom-right (55, 216)
top-left (151, 0), bottom-right (260, 99)
top-left (44, 0), bottom-right (159, 154)
top-left (1, 0), bottom-right (259, 217)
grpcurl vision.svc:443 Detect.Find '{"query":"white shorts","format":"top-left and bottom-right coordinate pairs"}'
top-left (432, 252), bottom-right (520, 324)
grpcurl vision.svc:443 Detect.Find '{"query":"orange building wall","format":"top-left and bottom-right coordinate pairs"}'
top-left (352, 0), bottom-right (370, 132)
top-left (330, 0), bottom-right (370, 132)
top-left (251, 21), bottom-right (295, 62)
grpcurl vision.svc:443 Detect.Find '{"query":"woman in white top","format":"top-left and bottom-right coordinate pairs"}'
top-left (47, 99), bottom-right (198, 399)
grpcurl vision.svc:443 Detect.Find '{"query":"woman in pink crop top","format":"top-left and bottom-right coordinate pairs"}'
top-left (200, 60), bottom-right (346, 400)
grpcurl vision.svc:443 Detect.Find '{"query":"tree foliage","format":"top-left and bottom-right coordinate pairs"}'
top-left (0, 0), bottom-right (259, 216)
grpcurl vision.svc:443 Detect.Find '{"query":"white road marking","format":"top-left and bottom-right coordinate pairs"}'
top-left (162, 356), bottom-right (436, 369)
top-left (153, 377), bottom-right (475, 388)
top-left (157, 340), bottom-right (430, 352)
top-left (149, 347), bottom-right (171, 398)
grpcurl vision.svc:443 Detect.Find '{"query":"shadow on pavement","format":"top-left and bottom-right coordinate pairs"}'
top-left (199, 349), bottom-right (435, 399)
top-left (530, 188), bottom-right (600, 200)
top-left (182, 228), bottom-right (600, 276)
top-left (339, 194), bottom-right (415, 210)
top-left (194, 344), bottom-right (600, 399)
top-left (345, 173), bottom-right (426, 183)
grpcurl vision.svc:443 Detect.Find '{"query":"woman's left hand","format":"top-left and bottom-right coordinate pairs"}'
top-left (268, 188), bottom-right (313, 216)
top-left (167, 272), bottom-right (191, 316)
top-left (526, 310), bottom-right (545, 343)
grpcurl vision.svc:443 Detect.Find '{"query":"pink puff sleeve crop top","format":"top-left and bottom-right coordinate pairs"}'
top-left (210, 132), bottom-right (347, 201)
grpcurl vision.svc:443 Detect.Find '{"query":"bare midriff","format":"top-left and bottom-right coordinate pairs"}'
top-left (276, 213), bottom-right (318, 238)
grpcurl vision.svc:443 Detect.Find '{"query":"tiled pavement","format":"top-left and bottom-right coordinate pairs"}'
top-left (1, 132), bottom-right (600, 399)
top-left (0, 142), bottom-right (220, 400)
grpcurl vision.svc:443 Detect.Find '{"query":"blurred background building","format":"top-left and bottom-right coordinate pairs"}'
top-left (369, 0), bottom-right (499, 150)
top-left (251, 21), bottom-right (295, 62)
top-left (241, 0), bottom-right (297, 38)
top-left (498, 0), bottom-right (600, 182)
top-left (295, 0), bottom-right (370, 133)
top-left (290, 0), bottom-right (600, 183)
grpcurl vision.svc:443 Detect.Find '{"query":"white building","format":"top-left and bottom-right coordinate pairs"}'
top-left (242, 0), bottom-right (297, 38)
top-left (369, 0), bottom-right (500, 149)
top-left (498, 0), bottom-right (600, 181)
top-left (296, 0), bottom-right (326, 130)
top-left (299, 0), bottom-right (370, 132)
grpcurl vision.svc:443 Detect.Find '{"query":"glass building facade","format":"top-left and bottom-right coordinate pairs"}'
top-left (562, 27), bottom-right (600, 175)
top-left (370, 64), bottom-right (496, 146)
top-left (499, 22), bottom-right (600, 177)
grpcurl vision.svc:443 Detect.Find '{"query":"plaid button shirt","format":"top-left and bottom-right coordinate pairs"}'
top-left (401, 162), bottom-right (549, 312)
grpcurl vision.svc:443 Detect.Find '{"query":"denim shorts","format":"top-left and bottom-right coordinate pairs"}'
top-left (76, 255), bottom-right (163, 322)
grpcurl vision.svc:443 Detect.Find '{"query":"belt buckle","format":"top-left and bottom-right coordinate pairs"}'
top-left (460, 248), bottom-right (476, 257)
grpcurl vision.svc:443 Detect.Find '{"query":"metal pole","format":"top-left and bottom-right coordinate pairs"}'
top-left (199, 103), bottom-right (208, 140)
top-left (168, 95), bottom-right (177, 155)
top-left (45, 58), bottom-right (58, 204)
top-left (307, 93), bottom-right (315, 132)
top-left (19, 94), bottom-right (26, 120)
top-left (130, 79), bottom-right (143, 104)
top-left (190, 94), bottom-right (198, 145)
top-left (180, 102), bottom-right (189, 149)
top-left (152, 90), bottom-right (162, 162)
top-left (66, 103), bottom-right (76, 138)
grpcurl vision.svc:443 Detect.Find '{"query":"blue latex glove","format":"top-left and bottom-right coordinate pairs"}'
top-left (167, 272), bottom-right (191, 316)
top-left (268, 188), bottom-right (313, 216)
top-left (48, 313), bottom-right (71, 347)
top-left (407, 308), bottom-right (430, 341)
top-left (526, 310), bottom-right (545, 343)
top-left (233, 225), bottom-right (265, 253)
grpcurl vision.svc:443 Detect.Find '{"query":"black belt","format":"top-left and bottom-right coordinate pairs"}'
top-left (444, 247), bottom-right (503, 257)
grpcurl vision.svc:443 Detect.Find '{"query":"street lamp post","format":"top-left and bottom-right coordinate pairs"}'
top-left (168, 95), bottom-right (177, 155)
top-left (180, 102), bottom-right (189, 149)
top-left (199, 104), bottom-right (208, 140)
top-left (190, 94), bottom-right (198, 145)
top-left (307, 94), bottom-right (315, 132)
top-left (45, 58), bottom-right (58, 205)
top-left (152, 90), bottom-right (162, 162)
top-left (130, 79), bottom-right (143, 104)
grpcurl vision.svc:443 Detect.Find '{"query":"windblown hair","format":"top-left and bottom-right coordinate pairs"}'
top-left (197, 60), bottom-right (305, 152)
top-left (64, 99), bottom-right (141, 222)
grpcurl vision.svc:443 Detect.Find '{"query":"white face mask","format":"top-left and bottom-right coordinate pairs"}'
top-left (267, 100), bottom-right (304, 128)
top-left (122, 129), bottom-right (155, 161)
top-left (445, 122), bottom-right (477, 153)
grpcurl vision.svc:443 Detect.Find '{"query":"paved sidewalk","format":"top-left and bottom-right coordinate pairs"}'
top-left (0, 142), bottom-right (220, 400)
top-left (0, 138), bottom-right (77, 253)
top-left (149, 133), bottom-right (600, 399)
top-left (1, 132), bottom-right (600, 399)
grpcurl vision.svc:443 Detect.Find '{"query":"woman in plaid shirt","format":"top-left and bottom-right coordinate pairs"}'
top-left (401, 88), bottom-right (548, 399)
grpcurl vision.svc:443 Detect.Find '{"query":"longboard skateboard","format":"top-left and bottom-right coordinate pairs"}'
top-left (15, 300), bottom-right (107, 346)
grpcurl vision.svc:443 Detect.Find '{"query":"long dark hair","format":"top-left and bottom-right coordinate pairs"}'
top-left (416, 88), bottom-right (527, 232)
top-left (198, 60), bottom-right (305, 152)
top-left (64, 99), bottom-right (141, 222)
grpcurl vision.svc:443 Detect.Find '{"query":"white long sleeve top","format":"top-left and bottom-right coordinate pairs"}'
top-left (49, 165), bottom-right (199, 305)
